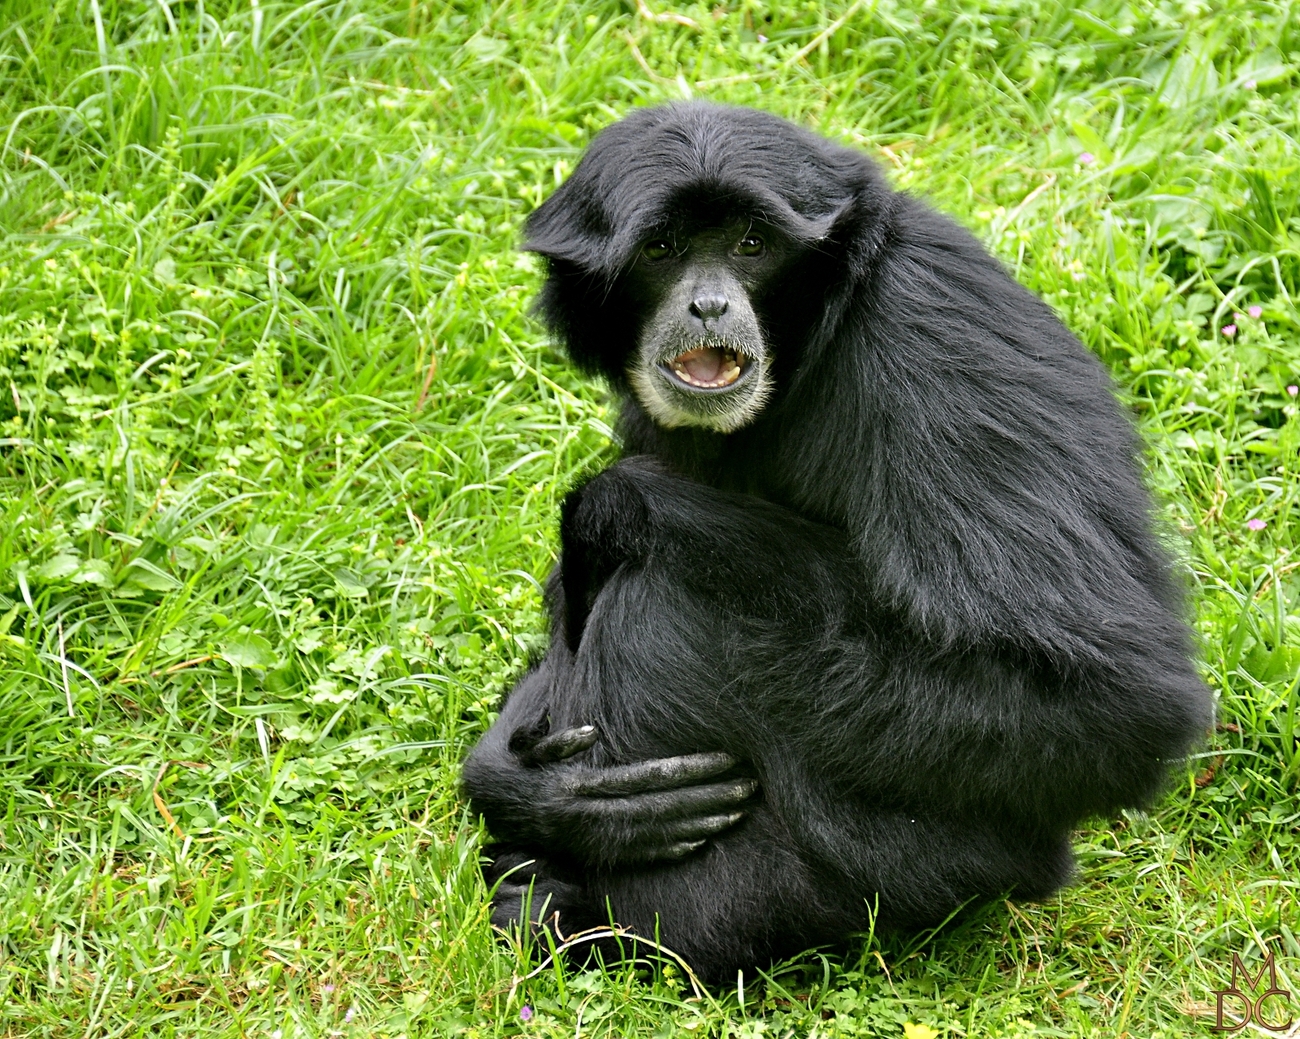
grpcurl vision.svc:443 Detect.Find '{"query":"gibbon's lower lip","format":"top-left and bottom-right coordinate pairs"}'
top-left (663, 346), bottom-right (747, 389)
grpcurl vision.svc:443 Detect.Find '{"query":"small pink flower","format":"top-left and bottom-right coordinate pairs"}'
top-left (1078, 151), bottom-right (1095, 165)
top-left (1288, 385), bottom-right (1299, 397)
top-left (1247, 518), bottom-right (1267, 531)
top-left (1248, 305), bottom-right (1263, 319)
top-left (520, 1005), bottom-right (534, 1022)
top-left (344, 1006), bottom-right (356, 1024)
top-left (1222, 323), bottom-right (1237, 337)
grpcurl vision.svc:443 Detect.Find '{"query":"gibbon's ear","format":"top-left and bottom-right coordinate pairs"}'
top-left (823, 185), bottom-right (899, 283)
top-left (522, 172), bottom-right (615, 274)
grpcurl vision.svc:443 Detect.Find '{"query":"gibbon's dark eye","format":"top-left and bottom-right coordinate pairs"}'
top-left (736, 235), bottom-right (764, 257)
top-left (642, 240), bottom-right (673, 261)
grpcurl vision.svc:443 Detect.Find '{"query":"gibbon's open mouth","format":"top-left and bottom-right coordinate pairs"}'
top-left (662, 345), bottom-right (750, 390)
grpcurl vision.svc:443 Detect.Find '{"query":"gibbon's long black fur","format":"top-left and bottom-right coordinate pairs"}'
top-left (461, 102), bottom-right (1213, 982)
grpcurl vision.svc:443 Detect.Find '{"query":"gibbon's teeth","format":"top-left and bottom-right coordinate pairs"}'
top-left (668, 346), bottom-right (747, 388)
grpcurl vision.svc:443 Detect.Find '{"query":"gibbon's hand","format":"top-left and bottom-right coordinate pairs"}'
top-left (507, 721), bottom-right (757, 867)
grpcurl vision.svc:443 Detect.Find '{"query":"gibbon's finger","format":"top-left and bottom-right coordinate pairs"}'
top-left (643, 839), bottom-right (707, 862)
top-left (571, 809), bottom-right (748, 866)
top-left (563, 752), bottom-right (740, 796)
top-left (658, 811), bottom-right (747, 841)
top-left (574, 780), bottom-right (759, 826)
top-left (526, 724), bottom-right (598, 765)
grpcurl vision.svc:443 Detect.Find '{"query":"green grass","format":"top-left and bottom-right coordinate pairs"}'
top-left (0, 0), bottom-right (1297, 1035)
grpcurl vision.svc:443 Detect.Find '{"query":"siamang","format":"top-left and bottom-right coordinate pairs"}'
top-left (461, 103), bottom-right (1213, 982)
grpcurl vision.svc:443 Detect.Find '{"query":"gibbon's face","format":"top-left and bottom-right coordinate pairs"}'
top-left (621, 219), bottom-right (798, 434)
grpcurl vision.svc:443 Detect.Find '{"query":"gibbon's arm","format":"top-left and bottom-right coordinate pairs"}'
top-left (541, 457), bottom-right (1207, 826)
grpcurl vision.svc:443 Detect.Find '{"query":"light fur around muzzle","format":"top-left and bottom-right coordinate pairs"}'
top-left (628, 284), bottom-right (773, 434)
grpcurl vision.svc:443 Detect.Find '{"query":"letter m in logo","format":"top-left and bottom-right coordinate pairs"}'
top-left (1232, 951), bottom-right (1280, 994)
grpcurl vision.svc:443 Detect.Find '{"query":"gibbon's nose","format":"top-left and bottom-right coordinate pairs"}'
top-left (689, 294), bottom-right (729, 321)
